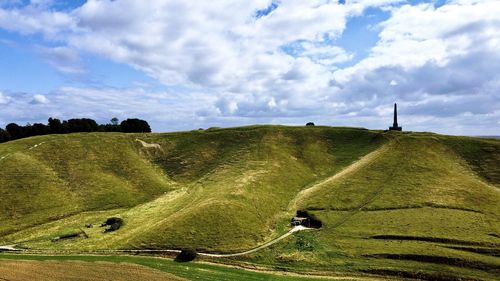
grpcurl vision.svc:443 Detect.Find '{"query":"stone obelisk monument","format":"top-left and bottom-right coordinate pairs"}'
top-left (389, 103), bottom-right (402, 131)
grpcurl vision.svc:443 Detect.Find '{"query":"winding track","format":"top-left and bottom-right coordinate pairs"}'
top-left (198, 225), bottom-right (311, 257)
top-left (288, 143), bottom-right (390, 211)
top-left (0, 245), bottom-right (19, 251)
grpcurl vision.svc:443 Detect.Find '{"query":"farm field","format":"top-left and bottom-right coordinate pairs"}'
top-left (0, 258), bottom-right (183, 281)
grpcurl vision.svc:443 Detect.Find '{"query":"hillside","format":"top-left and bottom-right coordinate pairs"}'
top-left (0, 126), bottom-right (499, 280)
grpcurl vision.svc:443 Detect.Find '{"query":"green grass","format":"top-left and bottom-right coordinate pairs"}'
top-left (1, 125), bottom-right (499, 280)
top-left (439, 135), bottom-right (500, 186)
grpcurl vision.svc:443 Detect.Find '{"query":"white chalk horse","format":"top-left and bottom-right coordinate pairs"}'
top-left (135, 139), bottom-right (162, 150)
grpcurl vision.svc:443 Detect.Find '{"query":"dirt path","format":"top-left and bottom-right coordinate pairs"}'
top-left (27, 142), bottom-right (45, 150)
top-left (0, 245), bottom-right (19, 251)
top-left (198, 225), bottom-right (312, 257)
top-left (288, 143), bottom-right (391, 211)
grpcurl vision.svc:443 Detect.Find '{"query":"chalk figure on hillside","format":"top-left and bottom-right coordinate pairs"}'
top-left (135, 139), bottom-right (162, 150)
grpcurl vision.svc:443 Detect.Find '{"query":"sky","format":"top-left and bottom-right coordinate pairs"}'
top-left (0, 0), bottom-right (499, 135)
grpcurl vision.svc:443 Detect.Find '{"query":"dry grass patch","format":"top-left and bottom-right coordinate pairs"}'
top-left (0, 259), bottom-right (185, 281)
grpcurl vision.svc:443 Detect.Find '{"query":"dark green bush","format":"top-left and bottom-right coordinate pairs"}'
top-left (104, 217), bottom-right (123, 225)
top-left (296, 210), bottom-right (322, 228)
top-left (175, 248), bottom-right (197, 262)
top-left (101, 217), bottom-right (124, 232)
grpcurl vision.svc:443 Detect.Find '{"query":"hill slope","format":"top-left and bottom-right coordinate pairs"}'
top-left (0, 126), bottom-right (499, 280)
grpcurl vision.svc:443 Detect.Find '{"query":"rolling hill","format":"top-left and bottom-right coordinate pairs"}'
top-left (0, 126), bottom-right (499, 280)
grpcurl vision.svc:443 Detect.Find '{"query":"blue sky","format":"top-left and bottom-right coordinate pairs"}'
top-left (0, 0), bottom-right (499, 135)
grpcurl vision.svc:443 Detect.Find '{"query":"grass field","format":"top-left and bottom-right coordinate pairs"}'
top-left (0, 125), bottom-right (499, 280)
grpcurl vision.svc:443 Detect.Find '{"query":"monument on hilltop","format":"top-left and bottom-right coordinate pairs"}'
top-left (389, 103), bottom-right (402, 131)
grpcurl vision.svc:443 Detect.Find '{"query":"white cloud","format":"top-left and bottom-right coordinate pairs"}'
top-left (31, 94), bottom-right (49, 104)
top-left (66, 0), bottom-right (356, 89)
top-left (298, 42), bottom-right (353, 66)
top-left (0, 91), bottom-right (10, 104)
top-left (334, 1), bottom-right (500, 82)
top-left (0, 2), bottom-right (76, 38)
top-left (36, 46), bottom-right (84, 74)
top-left (1, 0), bottom-right (401, 88)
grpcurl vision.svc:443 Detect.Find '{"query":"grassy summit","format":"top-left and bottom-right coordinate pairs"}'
top-left (0, 125), bottom-right (498, 280)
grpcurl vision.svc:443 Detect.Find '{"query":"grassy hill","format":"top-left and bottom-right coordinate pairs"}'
top-left (0, 126), bottom-right (498, 280)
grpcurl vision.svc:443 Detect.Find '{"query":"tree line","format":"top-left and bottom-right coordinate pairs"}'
top-left (0, 117), bottom-right (151, 143)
